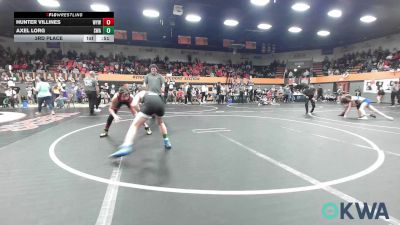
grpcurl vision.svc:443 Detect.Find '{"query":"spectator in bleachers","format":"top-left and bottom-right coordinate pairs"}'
top-left (52, 83), bottom-right (61, 103)
top-left (55, 84), bottom-right (68, 108)
top-left (3, 44), bottom-right (400, 88)
top-left (1, 72), bottom-right (9, 82)
top-left (288, 70), bottom-right (294, 78)
top-left (26, 86), bottom-right (33, 104)
top-left (76, 87), bottom-right (83, 103)
top-left (57, 74), bottom-right (65, 83)
top-left (5, 86), bottom-right (16, 108)
top-left (7, 76), bottom-right (15, 88)
top-left (25, 73), bottom-right (33, 82)
top-left (176, 88), bottom-right (184, 104)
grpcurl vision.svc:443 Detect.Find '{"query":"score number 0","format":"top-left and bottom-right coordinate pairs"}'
top-left (102, 18), bottom-right (114, 26)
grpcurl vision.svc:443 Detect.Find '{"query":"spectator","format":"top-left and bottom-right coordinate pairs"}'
top-left (5, 86), bottom-right (16, 108)
top-left (176, 88), bottom-right (184, 103)
top-left (34, 76), bottom-right (55, 115)
top-left (201, 84), bottom-right (208, 103)
top-left (377, 87), bottom-right (385, 104)
top-left (355, 88), bottom-right (362, 97)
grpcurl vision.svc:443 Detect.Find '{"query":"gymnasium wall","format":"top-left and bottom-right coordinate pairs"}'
top-left (316, 83), bottom-right (334, 93)
top-left (349, 81), bottom-right (364, 96)
top-left (333, 33), bottom-right (400, 59)
top-left (348, 81), bottom-right (389, 103)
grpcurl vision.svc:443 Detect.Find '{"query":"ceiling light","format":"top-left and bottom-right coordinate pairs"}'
top-left (224, 19), bottom-right (239, 27)
top-left (257, 23), bottom-right (272, 30)
top-left (291, 2), bottom-right (310, 12)
top-left (360, 15), bottom-right (377, 23)
top-left (185, 14), bottom-right (201, 23)
top-left (317, 30), bottom-right (330, 36)
top-left (327, 9), bottom-right (342, 18)
top-left (90, 3), bottom-right (110, 11)
top-left (250, 0), bottom-right (270, 6)
top-left (288, 26), bottom-right (302, 33)
top-left (37, 0), bottom-right (60, 8)
top-left (143, 9), bottom-right (160, 18)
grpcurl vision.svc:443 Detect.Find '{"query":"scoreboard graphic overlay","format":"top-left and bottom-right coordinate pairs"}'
top-left (14, 12), bottom-right (114, 42)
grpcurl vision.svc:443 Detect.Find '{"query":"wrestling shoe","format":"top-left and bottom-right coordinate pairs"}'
top-left (145, 127), bottom-right (152, 135)
top-left (164, 138), bottom-right (172, 150)
top-left (100, 130), bottom-right (108, 138)
top-left (109, 145), bottom-right (134, 158)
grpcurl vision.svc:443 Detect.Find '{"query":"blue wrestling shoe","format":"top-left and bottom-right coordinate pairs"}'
top-left (164, 138), bottom-right (172, 150)
top-left (109, 145), bottom-right (134, 158)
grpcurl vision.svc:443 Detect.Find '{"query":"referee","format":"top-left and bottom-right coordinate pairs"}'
top-left (303, 85), bottom-right (317, 116)
top-left (83, 71), bottom-right (99, 115)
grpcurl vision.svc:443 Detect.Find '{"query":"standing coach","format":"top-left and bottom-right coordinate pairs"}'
top-left (143, 64), bottom-right (165, 96)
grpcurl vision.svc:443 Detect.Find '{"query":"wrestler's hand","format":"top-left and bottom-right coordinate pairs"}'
top-left (114, 115), bottom-right (121, 123)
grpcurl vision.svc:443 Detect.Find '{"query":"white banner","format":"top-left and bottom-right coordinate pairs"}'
top-left (363, 78), bottom-right (399, 93)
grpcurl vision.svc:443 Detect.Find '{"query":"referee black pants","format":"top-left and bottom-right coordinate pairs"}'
top-left (391, 91), bottom-right (399, 105)
top-left (86, 91), bottom-right (97, 114)
top-left (305, 95), bottom-right (315, 113)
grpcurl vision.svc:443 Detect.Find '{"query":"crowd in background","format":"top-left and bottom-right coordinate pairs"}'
top-left (160, 80), bottom-right (329, 105)
top-left (1, 44), bottom-right (400, 109)
top-left (0, 44), bottom-right (284, 79)
top-left (321, 47), bottom-right (400, 75)
top-left (1, 44), bottom-right (400, 83)
top-left (0, 71), bottom-right (341, 110)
